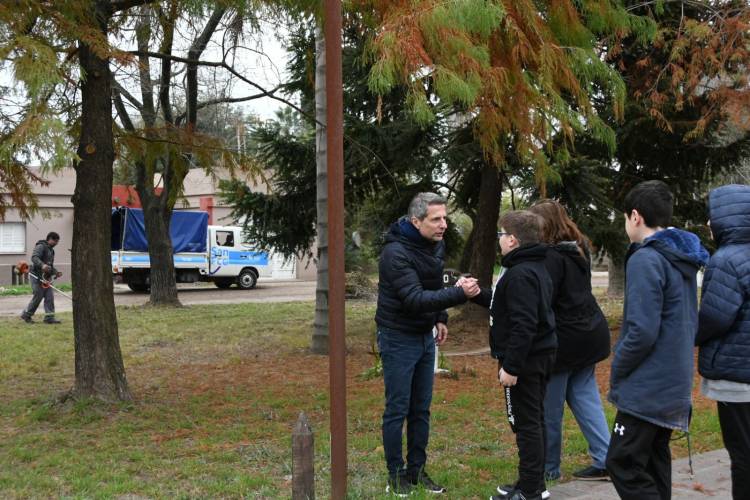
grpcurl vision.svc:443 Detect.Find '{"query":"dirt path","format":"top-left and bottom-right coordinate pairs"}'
top-left (0, 279), bottom-right (316, 317)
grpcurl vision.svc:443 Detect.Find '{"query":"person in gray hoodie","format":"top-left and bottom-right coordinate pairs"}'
top-left (606, 181), bottom-right (708, 500)
top-left (21, 231), bottom-right (62, 324)
top-left (696, 184), bottom-right (750, 500)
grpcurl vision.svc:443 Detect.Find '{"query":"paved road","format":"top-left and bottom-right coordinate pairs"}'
top-left (1, 272), bottom-right (612, 318)
top-left (551, 448), bottom-right (731, 499)
top-left (0, 279), bottom-right (317, 317)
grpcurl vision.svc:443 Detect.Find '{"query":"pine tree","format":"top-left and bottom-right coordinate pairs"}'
top-left (544, 1), bottom-right (750, 295)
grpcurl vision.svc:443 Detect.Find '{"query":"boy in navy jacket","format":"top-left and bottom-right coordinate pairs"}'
top-left (469, 210), bottom-right (556, 500)
top-left (696, 184), bottom-right (750, 499)
top-left (606, 180), bottom-right (708, 500)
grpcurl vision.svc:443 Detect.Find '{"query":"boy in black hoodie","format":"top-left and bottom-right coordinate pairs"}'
top-left (469, 210), bottom-right (556, 500)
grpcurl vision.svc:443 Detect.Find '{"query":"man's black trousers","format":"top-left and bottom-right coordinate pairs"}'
top-left (718, 401), bottom-right (750, 500)
top-left (503, 354), bottom-right (554, 495)
top-left (606, 411), bottom-right (672, 500)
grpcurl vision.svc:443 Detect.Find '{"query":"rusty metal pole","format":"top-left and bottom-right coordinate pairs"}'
top-left (324, 0), bottom-right (347, 498)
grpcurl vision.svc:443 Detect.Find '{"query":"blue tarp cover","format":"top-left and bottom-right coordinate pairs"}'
top-left (112, 207), bottom-right (208, 253)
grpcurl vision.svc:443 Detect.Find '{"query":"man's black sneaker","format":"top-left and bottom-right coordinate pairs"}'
top-left (20, 315), bottom-right (34, 324)
top-left (386, 474), bottom-right (414, 497)
top-left (491, 488), bottom-right (544, 500)
top-left (43, 318), bottom-right (61, 324)
top-left (410, 470), bottom-right (446, 493)
top-left (572, 465), bottom-right (609, 481)
top-left (496, 483), bottom-right (550, 499)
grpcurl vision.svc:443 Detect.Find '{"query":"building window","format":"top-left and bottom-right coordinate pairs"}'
top-left (0, 222), bottom-right (25, 253)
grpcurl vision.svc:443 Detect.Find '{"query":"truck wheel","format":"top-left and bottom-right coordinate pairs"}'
top-left (127, 283), bottom-right (150, 293)
top-left (214, 279), bottom-right (233, 289)
top-left (238, 269), bottom-right (258, 290)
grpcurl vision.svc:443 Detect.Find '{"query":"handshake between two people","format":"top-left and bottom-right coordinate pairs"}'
top-left (454, 275), bottom-right (480, 299)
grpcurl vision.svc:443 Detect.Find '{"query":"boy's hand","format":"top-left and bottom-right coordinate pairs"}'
top-left (435, 322), bottom-right (448, 345)
top-left (457, 277), bottom-right (480, 298)
top-left (498, 368), bottom-right (517, 387)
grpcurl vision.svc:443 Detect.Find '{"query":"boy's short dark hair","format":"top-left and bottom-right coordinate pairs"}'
top-left (499, 210), bottom-right (543, 246)
top-left (46, 231), bottom-right (60, 242)
top-left (623, 180), bottom-right (673, 228)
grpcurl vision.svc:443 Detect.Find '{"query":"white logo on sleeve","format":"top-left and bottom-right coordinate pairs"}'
top-left (614, 423), bottom-right (626, 436)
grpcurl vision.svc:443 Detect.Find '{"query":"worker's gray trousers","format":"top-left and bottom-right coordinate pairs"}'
top-left (21, 277), bottom-right (55, 319)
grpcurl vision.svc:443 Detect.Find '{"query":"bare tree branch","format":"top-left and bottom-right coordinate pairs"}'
top-left (128, 50), bottom-right (317, 124)
top-left (158, 1), bottom-right (177, 125)
top-left (113, 88), bottom-right (136, 131)
top-left (109, 0), bottom-right (160, 14)
top-left (186, 6), bottom-right (227, 127)
top-left (174, 88), bottom-right (283, 123)
top-left (135, 11), bottom-right (156, 127)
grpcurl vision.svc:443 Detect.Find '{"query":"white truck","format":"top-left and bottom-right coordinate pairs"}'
top-left (111, 207), bottom-right (272, 292)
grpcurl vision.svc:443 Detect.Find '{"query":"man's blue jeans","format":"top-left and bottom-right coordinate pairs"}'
top-left (378, 327), bottom-right (436, 476)
top-left (544, 364), bottom-right (611, 477)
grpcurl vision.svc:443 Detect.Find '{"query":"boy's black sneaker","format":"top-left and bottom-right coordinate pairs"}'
top-left (43, 317), bottom-right (61, 324)
top-left (410, 469), bottom-right (446, 493)
top-left (386, 474), bottom-right (414, 497)
top-left (20, 314), bottom-right (34, 323)
top-left (496, 483), bottom-right (550, 499)
top-left (491, 488), bottom-right (544, 500)
top-left (572, 465), bottom-right (609, 481)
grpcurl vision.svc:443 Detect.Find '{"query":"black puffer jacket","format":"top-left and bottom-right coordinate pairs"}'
top-left (545, 243), bottom-right (610, 373)
top-left (375, 218), bottom-right (468, 334)
top-left (473, 244), bottom-right (556, 376)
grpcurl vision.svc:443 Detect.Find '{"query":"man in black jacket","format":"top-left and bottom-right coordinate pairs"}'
top-left (21, 232), bottom-right (62, 324)
top-left (376, 192), bottom-right (479, 496)
top-left (471, 210), bottom-right (556, 500)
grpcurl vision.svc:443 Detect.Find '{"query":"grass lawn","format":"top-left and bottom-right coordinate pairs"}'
top-left (0, 295), bottom-right (723, 499)
top-left (0, 283), bottom-right (73, 296)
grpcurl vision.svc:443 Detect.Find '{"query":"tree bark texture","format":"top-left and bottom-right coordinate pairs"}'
top-left (71, 0), bottom-right (131, 401)
top-left (463, 163), bottom-right (502, 322)
top-left (140, 189), bottom-right (181, 306)
top-left (311, 26), bottom-right (329, 355)
top-left (607, 252), bottom-right (625, 298)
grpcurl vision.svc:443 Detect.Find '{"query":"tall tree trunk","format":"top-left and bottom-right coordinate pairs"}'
top-left (459, 220), bottom-right (475, 273)
top-left (71, 0), bottom-right (130, 402)
top-left (607, 252), bottom-right (625, 298)
top-left (311, 26), bottom-right (329, 354)
top-left (463, 163), bottom-right (502, 321)
top-left (141, 191), bottom-right (180, 306)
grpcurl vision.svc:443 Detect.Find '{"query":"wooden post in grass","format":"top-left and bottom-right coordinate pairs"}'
top-left (293, 412), bottom-right (315, 499)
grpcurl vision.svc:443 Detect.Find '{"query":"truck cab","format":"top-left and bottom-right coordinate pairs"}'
top-left (207, 226), bottom-right (271, 289)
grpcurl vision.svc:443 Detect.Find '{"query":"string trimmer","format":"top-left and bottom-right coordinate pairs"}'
top-left (15, 261), bottom-right (74, 301)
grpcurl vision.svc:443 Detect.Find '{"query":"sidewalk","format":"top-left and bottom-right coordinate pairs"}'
top-left (549, 448), bottom-right (732, 499)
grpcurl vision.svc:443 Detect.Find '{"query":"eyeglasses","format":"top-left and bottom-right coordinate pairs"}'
top-left (497, 231), bottom-right (509, 238)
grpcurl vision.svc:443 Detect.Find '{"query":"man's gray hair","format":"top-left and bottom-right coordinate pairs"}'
top-left (408, 192), bottom-right (447, 220)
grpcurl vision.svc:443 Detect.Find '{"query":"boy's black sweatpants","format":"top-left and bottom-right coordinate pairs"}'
top-left (605, 411), bottom-right (672, 500)
top-left (718, 401), bottom-right (750, 500)
top-left (503, 353), bottom-right (554, 495)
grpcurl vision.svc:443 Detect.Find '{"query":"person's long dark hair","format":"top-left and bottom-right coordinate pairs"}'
top-left (529, 199), bottom-right (591, 258)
